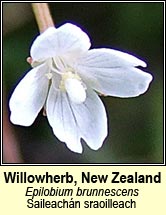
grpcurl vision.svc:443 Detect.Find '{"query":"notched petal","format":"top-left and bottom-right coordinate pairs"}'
top-left (46, 85), bottom-right (107, 153)
top-left (76, 48), bottom-right (147, 69)
top-left (46, 87), bottom-right (83, 153)
top-left (30, 23), bottom-right (91, 62)
top-left (76, 48), bottom-right (153, 98)
top-left (78, 88), bottom-right (108, 150)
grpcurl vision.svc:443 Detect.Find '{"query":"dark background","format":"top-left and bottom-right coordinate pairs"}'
top-left (3, 2), bottom-right (164, 164)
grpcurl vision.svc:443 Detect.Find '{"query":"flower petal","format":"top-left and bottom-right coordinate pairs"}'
top-left (76, 49), bottom-right (153, 97)
top-left (30, 23), bottom-right (91, 62)
top-left (77, 87), bottom-right (107, 150)
top-left (9, 63), bottom-right (49, 126)
top-left (46, 85), bottom-right (107, 153)
top-left (46, 87), bottom-right (83, 153)
top-left (76, 48), bottom-right (147, 68)
top-left (80, 67), bottom-right (152, 98)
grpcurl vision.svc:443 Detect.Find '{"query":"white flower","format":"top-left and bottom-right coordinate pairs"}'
top-left (9, 23), bottom-right (153, 153)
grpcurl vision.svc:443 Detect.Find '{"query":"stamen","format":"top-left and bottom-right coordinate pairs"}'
top-left (50, 63), bottom-right (61, 74)
top-left (53, 57), bottom-right (68, 71)
top-left (45, 73), bottom-right (53, 79)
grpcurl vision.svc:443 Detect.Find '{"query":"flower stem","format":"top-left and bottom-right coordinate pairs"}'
top-left (32, 3), bottom-right (54, 33)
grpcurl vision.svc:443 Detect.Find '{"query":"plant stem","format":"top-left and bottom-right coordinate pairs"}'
top-left (32, 3), bottom-right (54, 33)
top-left (3, 95), bottom-right (23, 163)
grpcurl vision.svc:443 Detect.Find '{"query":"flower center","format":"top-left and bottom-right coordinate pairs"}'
top-left (50, 57), bottom-right (87, 104)
top-left (61, 72), bottom-right (86, 104)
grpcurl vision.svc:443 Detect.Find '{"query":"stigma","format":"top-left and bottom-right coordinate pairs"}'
top-left (64, 78), bottom-right (86, 104)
